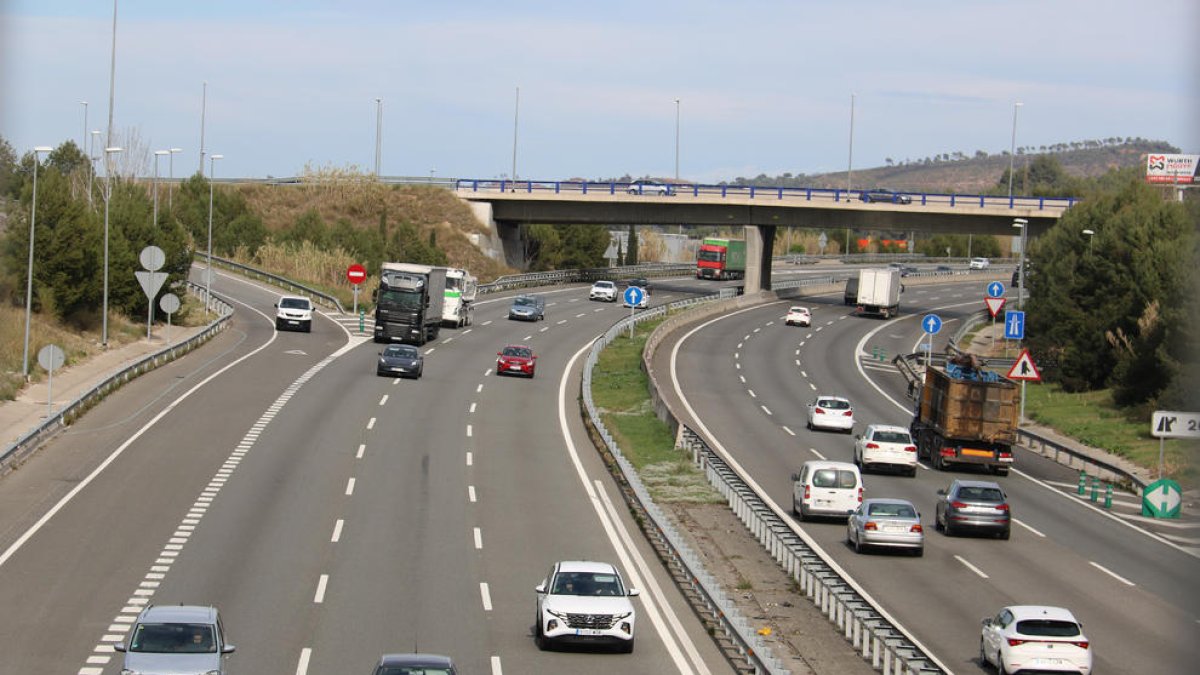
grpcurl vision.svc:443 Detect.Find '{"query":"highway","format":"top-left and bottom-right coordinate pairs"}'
top-left (0, 268), bottom-right (737, 674)
top-left (655, 278), bottom-right (1200, 674)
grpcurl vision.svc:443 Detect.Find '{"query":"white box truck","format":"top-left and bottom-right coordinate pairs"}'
top-left (856, 268), bottom-right (902, 318)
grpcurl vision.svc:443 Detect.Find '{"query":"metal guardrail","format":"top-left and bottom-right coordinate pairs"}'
top-left (582, 288), bottom-right (785, 674)
top-left (209, 255), bottom-right (347, 313)
top-left (1, 283), bottom-right (234, 477)
top-left (455, 178), bottom-right (1078, 212)
top-left (479, 263), bottom-right (694, 295)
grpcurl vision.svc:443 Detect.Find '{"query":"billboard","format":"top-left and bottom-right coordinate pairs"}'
top-left (1145, 154), bottom-right (1199, 184)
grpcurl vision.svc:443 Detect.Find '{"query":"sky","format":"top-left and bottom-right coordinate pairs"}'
top-left (2, 1), bottom-right (1197, 183)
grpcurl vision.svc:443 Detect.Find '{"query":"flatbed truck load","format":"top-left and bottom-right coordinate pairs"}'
top-left (696, 237), bottom-right (747, 280)
top-left (910, 355), bottom-right (1019, 475)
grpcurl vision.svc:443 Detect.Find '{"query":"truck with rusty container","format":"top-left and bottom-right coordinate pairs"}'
top-left (910, 355), bottom-right (1019, 475)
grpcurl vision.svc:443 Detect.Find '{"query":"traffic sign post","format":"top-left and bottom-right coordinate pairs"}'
top-left (37, 344), bottom-right (65, 417)
top-left (985, 296), bottom-right (1006, 349)
top-left (159, 293), bottom-right (180, 343)
top-left (1003, 310), bottom-right (1025, 340)
top-left (1150, 410), bottom-right (1200, 480)
top-left (921, 314), bottom-right (941, 365)
top-left (347, 264), bottom-right (368, 317)
top-left (1141, 478), bottom-right (1183, 519)
top-left (138, 246), bottom-right (167, 339)
top-left (623, 286), bottom-right (645, 338)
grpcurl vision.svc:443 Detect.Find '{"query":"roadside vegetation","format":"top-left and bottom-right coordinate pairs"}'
top-left (589, 317), bottom-right (721, 503)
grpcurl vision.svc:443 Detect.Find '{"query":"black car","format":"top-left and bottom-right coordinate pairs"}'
top-left (859, 188), bottom-right (912, 204)
top-left (843, 277), bottom-right (859, 305)
top-left (372, 653), bottom-right (456, 675)
top-left (627, 277), bottom-right (651, 294)
top-left (376, 344), bottom-right (424, 379)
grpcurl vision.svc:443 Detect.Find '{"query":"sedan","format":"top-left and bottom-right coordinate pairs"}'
top-left (859, 188), bottom-right (912, 204)
top-left (371, 653), bottom-right (457, 675)
top-left (376, 344), bottom-right (423, 379)
top-left (784, 306), bottom-right (811, 327)
top-left (854, 424), bottom-right (918, 476)
top-left (847, 498), bottom-right (924, 556)
top-left (935, 479), bottom-right (1011, 539)
top-left (496, 344), bottom-right (537, 378)
top-left (981, 606), bottom-right (1092, 675)
top-left (806, 395), bottom-right (854, 433)
top-left (626, 179), bottom-right (674, 196)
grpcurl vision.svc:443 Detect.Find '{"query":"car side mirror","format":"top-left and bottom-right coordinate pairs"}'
top-left (981, 618), bottom-right (992, 627)
top-left (273, 303), bottom-right (278, 308)
top-left (535, 583), bottom-right (546, 594)
top-left (222, 644), bottom-right (236, 654)
top-left (497, 352), bottom-right (502, 356)
top-left (533, 355), bottom-right (538, 360)
top-left (113, 643), bottom-right (127, 652)
top-left (854, 434), bottom-right (861, 440)
top-left (378, 352), bottom-right (383, 356)
top-left (936, 489), bottom-right (947, 496)
top-left (790, 473), bottom-right (801, 482)
top-left (628, 588), bottom-right (641, 597)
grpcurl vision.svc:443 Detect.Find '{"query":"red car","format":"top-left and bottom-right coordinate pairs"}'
top-left (496, 344), bottom-right (537, 378)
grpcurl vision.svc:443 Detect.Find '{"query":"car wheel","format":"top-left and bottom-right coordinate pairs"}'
top-left (934, 515), bottom-right (943, 532)
top-left (304, 322), bottom-right (312, 333)
top-left (979, 639), bottom-right (989, 668)
top-left (907, 466), bottom-right (918, 478)
top-left (535, 622), bottom-right (551, 651)
top-left (852, 532), bottom-right (862, 553)
top-left (619, 636), bottom-right (635, 653)
top-left (943, 520), bottom-right (956, 537)
top-left (913, 546), bottom-right (924, 558)
top-left (998, 528), bottom-right (1010, 541)
top-left (798, 503), bottom-right (809, 522)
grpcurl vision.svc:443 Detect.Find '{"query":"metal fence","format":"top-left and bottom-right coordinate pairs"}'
top-left (1, 284), bottom-right (234, 476)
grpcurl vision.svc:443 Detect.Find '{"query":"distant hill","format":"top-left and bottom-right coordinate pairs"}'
top-left (729, 138), bottom-right (1179, 194)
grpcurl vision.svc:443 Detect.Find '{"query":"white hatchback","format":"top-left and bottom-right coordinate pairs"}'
top-left (854, 424), bottom-right (919, 476)
top-left (806, 395), bottom-right (855, 433)
top-left (784, 306), bottom-right (811, 327)
top-left (981, 606), bottom-right (1092, 675)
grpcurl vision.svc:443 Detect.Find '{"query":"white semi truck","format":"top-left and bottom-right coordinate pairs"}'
top-left (443, 268), bottom-right (477, 328)
top-left (855, 268), bottom-right (902, 318)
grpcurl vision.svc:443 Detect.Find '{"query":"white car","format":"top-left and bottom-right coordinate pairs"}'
top-left (981, 606), bottom-right (1092, 675)
top-left (275, 295), bottom-right (314, 332)
top-left (784, 306), bottom-right (811, 327)
top-left (854, 424), bottom-right (919, 476)
top-left (969, 257), bottom-right (991, 269)
top-left (535, 560), bottom-right (639, 653)
top-left (806, 395), bottom-right (855, 433)
top-left (589, 280), bottom-right (618, 302)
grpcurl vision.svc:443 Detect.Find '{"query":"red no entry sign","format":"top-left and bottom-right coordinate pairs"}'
top-left (347, 264), bottom-right (367, 285)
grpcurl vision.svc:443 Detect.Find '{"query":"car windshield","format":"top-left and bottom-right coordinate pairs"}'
top-left (817, 399), bottom-right (849, 410)
top-left (812, 469), bottom-right (857, 489)
top-left (595, 281), bottom-right (613, 289)
top-left (790, 307), bottom-right (807, 314)
top-left (868, 503), bottom-right (916, 518)
top-left (1015, 619), bottom-right (1081, 637)
top-left (514, 297), bottom-right (537, 307)
top-left (378, 289), bottom-right (423, 311)
top-left (502, 347), bottom-right (532, 358)
top-left (385, 346), bottom-right (418, 359)
top-left (551, 571), bottom-right (625, 596)
top-left (280, 298), bottom-right (310, 309)
top-left (698, 250), bottom-right (724, 262)
top-left (957, 486), bottom-right (1004, 501)
top-left (129, 623), bottom-right (216, 654)
top-left (871, 431), bottom-right (911, 444)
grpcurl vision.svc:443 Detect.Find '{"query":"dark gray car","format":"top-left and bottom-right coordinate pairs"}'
top-left (935, 479), bottom-right (1011, 539)
top-left (372, 653), bottom-right (457, 674)
top-left (508, 294), bottom-right (545, 321)
top-left (377, 344), bottom-right (424, 379)
top-left (115, 605), bottom-right (235, 674)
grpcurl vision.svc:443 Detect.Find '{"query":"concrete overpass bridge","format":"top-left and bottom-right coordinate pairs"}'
top-left (456, 179), bottom-right (1074, 292)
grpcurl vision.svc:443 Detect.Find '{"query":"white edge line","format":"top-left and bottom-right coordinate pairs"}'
top-left (1089, 560), bottom-right (1136, 586)
top-left (953, 555), bottom-right (990, 579)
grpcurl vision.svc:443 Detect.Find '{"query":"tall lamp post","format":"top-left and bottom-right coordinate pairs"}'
top-left (102, 145), bottom-right (123, 347)
top-left (1007, 102), bottom-right (1023, 203)
top-left (1082, 228), bottom-right (1094, 253)
top-left (511, 86), bottom-right (520, 183)
top-left (22, 146), bottom-right (53, 379)
top-left (374, 97), bottom-right (383, 178)
top-left (206, 154), bottom-right (224, 315)
top-left (80, 101), bottom-right (88, 151)
top-left (168, 147), bottom-right (182, 212)
top-left (674, 98), bottom-right (680, 181)
top-left (1013, 218), bottom-right (1028, 309)
top-left (153, 150), bottom-right (168, 227)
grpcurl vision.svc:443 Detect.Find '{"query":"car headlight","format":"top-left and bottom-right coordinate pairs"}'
top-left (545, 608), bottom-right (568, 619)
top-left (612, 611), bottom-right (632, 620)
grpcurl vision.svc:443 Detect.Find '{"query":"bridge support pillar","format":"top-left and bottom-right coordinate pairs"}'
top-left (744, 225), bottom-right (775, 293)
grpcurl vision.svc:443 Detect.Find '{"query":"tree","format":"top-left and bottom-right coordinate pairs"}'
top-left (626, 225), bottom-right (639, 265)
top-left (0, 135), bottom-right (17, 198)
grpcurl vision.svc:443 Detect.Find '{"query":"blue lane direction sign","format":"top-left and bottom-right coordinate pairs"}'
top-left (987, 281), bottom-right (1005, 298)
top-left (623, 285), bottom-right (645, 307)
top-left (1004, 310), bottom-right (1025, 340)
top-left (921, 314), bottom-right (942, 335)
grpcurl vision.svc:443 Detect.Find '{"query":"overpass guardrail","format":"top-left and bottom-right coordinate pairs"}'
top-left (456, 179), bottom-right (1077, 212)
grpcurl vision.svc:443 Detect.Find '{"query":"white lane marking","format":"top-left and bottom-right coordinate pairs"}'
top-left (954, 555), bottom-right (990, 579)
top-left (331, 519), bottom-right (344, 543)
top-left (799, 341), bottom-right (806, 347)
top-left (748, 389), bottom-right (757, 398)
top-left (345, 478), bottom-right (356, 496)
top-left (734, 351), bottom-right (740, 359)
top-left (559, 342), bottom-right (703, 674)
top-left (810, 448), bottom-right (826, 459)
top-left (556, 319), bottom-right (567, 325)
top-left (761, 405), bottom-right (772, 416)
top-left (539, 327), bottom-right (549, 332)
top-left (577, 313), bottom-right (587, 318)
top-left (766, 321), bottom-right (775, 326)
top-left (469, 402), bottom-right (477, 413)
top-left (466, 452), bottom-right (473, 466)
top-left (782, 426), bottom-right (795, 436)
top-left (443, 337), bottom-right (455, 344)
top-left (739, 375), bottom-right (746, 383)
top-left (735, 363), bottom-right (741, 370)
top-left (1089, 560), bottom-right (1136, 586)
top-left (482, 320), bottom-right (493, 326)
top-left (737, 342), bottom-right (744, 349)
top-left (424, 348), bottom-right (435, 355)
top-left (743, 334), bottom-right (751, 340)
top-left (815, 326), bottom-right (823, 332)
top-left (367, 417), bottom-right (376, 430)
top-left (795, 349), bottom-right (800, 356)
top-left (468, 485), bottom-right (477, 502)
top-left (805, 333), bottom-right (813, 339)
top-left (463, 329), bottom-right (472, 335)
top-left (477, 383), bottom-right (484, 392)
top-left (755, 327), bottom-right (763, 332)
top-left (809, 382), bottom-right (816, 390)
top-left (1013, 518), bottom-right (1046, 537)
top-left (800, 370), bottom-right (807, 377)
top-left (378, 394), bottom-right (388, 406)
top-left (491, 656), bottom-right (503, 675)
top-left (795, 360), bottom-right (801, 366)
top-left (480, 582), bottom-right (493, 611)
top-left (474, 527), bottom-right (483, 549)
top-left (467, 424), bottom-right (473, 438)
top-left (295, 648), bottom-right (312, 675)
top-left (313, 574), bottom-right (329, 603)
top-left (356, 444), bottom-right (365, 459)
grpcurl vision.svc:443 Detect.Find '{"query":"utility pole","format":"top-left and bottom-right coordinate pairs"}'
top-left (199, 81), bottom-right (208, 175)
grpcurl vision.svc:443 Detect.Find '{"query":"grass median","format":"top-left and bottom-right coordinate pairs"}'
top-left (589, 316), bottom-right (722, 504)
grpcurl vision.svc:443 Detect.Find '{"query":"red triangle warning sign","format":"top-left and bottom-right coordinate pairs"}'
top-left (1007, 348), bottom-right (1042, 381)
top-left (985, 296), bottom-right (1006, 318)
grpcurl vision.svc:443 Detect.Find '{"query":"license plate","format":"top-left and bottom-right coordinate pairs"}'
top-left (287, 319), bottom-right (300, 325)
top-left (575, 629), bottom-right (606, 636)
top-left (962, 448), bottom-right (993, 457)
top-left (884, 525), bottom-right (908, 533)
top-left (509, 365), bottom-right (523, 371)
top-left (1033, 658), bottom-right (1064, 666)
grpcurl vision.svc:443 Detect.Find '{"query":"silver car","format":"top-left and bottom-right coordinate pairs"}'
top-left (935, 479), bottom-right (1011, 539)
top-left (115, 605), bottom-right (235, 674)
top-left (847, 498), bottom-right (924, 556)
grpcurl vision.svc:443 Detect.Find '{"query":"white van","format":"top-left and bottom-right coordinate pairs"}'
top-left (791, 460), bottom-right (863, 521)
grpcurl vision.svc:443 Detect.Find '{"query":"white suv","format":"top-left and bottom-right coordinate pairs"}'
top-left (854, 424), bottom-right (919, 476)
top-left (275, 295), bottom-right (314, 332)
top-left (969, 257), bottom-right (991, 269)
top-left (535, 560), bottom-right (639, 653)
top-left (589, 280), bottom-right (618, 302)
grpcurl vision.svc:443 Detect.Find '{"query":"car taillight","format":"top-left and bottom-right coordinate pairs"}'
top-left (904, 445), bottom-right (917, 453)
top-left (998, 450), bottom-right (1012, 459)
top-left (865, 442), bottom-right (879, 449)
top-left (803, 485), bottom-right (810, 499)
top-left (843, 410), bottom-right (854, 416)
top-left (995, 503), bottom-right (1010, 511)
top-left (1069, 640), bottom-right (1089, 649)
top-left (910, 523), bottom-right (923, 532)
top-left (951, 501), bottom-right (968, 509)
top-left (1007, 638), bottom-right (1026, 647)
top-left (864, 521), bottom-right (877, 530)
top-left (857, 488), bottom-right (863, 503)
top-left (814, 407), bottom-right (825, 415)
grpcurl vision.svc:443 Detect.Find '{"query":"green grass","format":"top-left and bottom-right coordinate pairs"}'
top-left (591, 316), bottom-right (722, 503)
top-left (1024, 383), bottom-right (1198, 488)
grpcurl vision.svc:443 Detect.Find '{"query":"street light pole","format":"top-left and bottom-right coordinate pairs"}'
top-left (1013, 218), bottom-right (1028, 310)
top-left (88, 130), bottom-right (100, 208)
top-left (1007, 102), bottom-right (1023, 203)
top-left (847, 93), bottom-right (855, 196)
top-left (1082, 228), bottom-right (1094, 253)
top-left (22, 146), bottom-right (53, 379)
top-left (102, 146), bottom-right (123, 347)
top-left (206, 154), bottom-right (224, 315)
top-left (168, 148), bottom-right (182, 212)
top-left (80, 101), bottom-right (88, 151)
top-left (153, 150), bottom-right (168, 227)
top-left (511, 86), bottom-right (520, 183)
top-left (374, 97), bottom-right (383, 178)
top-left (674, 98), bottom-right (680, 181)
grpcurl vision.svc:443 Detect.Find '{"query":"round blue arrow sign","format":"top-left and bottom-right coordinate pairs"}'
top-left (623, 286), bottom-right (645, 305)
top-left (922, 314), bottom-right (943, 335)
top-left (987, 281), bottom-right (1005, 298)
